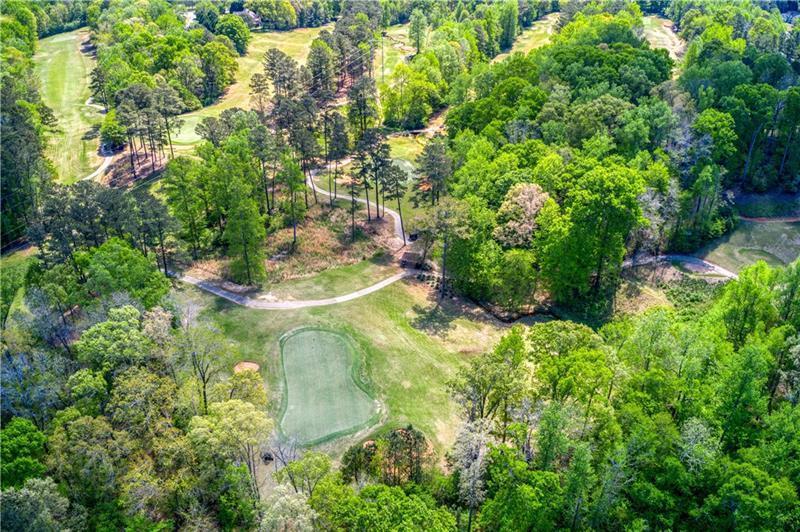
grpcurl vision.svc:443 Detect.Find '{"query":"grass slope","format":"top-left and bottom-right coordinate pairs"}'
top-left (280, 328), bottom-right (378, 445)
top-left (34, 28), bottom-right (103, 183)
top-left (698, 221), bottom-right (800, 273)
top-left (172, 25), bottom-right (331, 148)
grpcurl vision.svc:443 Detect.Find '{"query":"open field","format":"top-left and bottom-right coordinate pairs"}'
top-left (34, 28), bottom-right (103, 183)
top-left (173, 275), bottom-right (508, 454)
top-left (643, 15), bottom-right (684, 61)
top-left (279, 328), bottom-right (378, 445)
top-left (698, 221), bottom-right (800, 273)
top-left (493, 12), bottom-right (560, 62)
top-left (172, 25), bottom-right (331, 148)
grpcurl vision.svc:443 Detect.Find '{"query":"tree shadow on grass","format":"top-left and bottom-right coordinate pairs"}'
top-left (410, 303), bottom-right (458, 337)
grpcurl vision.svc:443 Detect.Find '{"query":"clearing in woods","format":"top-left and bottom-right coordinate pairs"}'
top-left (34, 28), bottom-right (103, 183)
top-left (172, 24), bottom-right (331, 148)
top-left (279, 328), bottom-right (378, 445)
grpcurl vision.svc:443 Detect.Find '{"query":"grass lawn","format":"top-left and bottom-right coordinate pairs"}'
top-left (34, 28), bottom-right (103, 183)
top-left (698, 221), bottom-right (800, 273)
top-left (279, 328), bottom-right (379, 445)
top-left (173, 276), bottom-right (508, 455)
top-left (172, 24), bottom-right (331, 148)
top-left (493, 12), bottom-right (560, 63)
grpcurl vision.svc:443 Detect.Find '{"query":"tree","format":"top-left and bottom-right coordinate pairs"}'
top-left (498, 0), bottom-right (519, 50)
top-left (277, 156), bottom-right (306, 249)
top-left (47, 415), bottom-right (132, 509)
top-left (225, 195), bottom-right (266, 285)
top-left (152, 84), bottom-right (184, 159)
top-left (719, 261), bottom-right (778, 349)
top-left (260, 485), bottom-right (316, 531)
top-left (176, 325), bottom-right (227, 415)
top-left (414, 198), bottom-right (471, 300)
top-left (195, 0), bottom-right (220, 30)
top-left (0, 477), bottom-right (85, 532)
top-left (211, 369), bottom-right (268, 408)
top-left (307, 39), bottom-right (335, 103)
top-left (189, 399), bottom-right (273, 499)
top-left (384, 163), bottom-right (408, 245)
top-left (0, 418), bottom-right (46, 489)
top-left (66, 369), bottom-right (107, 416)
top-left (106, 367), bottom-right (177, 441)
top-left (74, 306), bottom-right (153, 373)
top-left (415, 135), bottom-right (452, 206)
top-left (327, 111), bottom-right (350, 204)
top-left (537, 165), bottom-right (644, 300)
top-left (347, 77), bottom-right (378, 140)
top-left (451, 420), bottom-right (494, 531)
top-left (83, 238), bottom-right (170, 309)
top-left (275, 451), bottom-right (332, 498)
top-left (162, 157), bottom-right (205, 260)
top-left (409, 9), bottom-right (427, 55)
top-left (216, 14), bottom-right (251, 55)
top-left (493, 183), bottom-right (550, 248)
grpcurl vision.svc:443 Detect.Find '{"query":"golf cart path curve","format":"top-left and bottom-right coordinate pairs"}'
top-left (80, 97), bottom-right (113, 182)
top-left (178, 270), bottom-right (413, 309)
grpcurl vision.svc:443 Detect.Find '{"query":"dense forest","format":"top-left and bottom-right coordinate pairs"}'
top-left (1, 0), bottom-right (799, 530)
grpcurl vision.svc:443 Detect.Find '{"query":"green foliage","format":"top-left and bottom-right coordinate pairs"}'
top-left (0, 417), bottom-right (46, 489)
top-left (82, 238), bottom-right (170, 309)
top-left (215, 14), bottom-right (251, 56)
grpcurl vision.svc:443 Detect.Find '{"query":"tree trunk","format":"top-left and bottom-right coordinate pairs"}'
top-left (439, 234), bottom-right (448, 301)
top-left (779, 127), bottom-right (795, 177)
top-left (397, 197), bottom-right (406, 246)
top-left (364, 182), bottom-right (371, 221)
top-left (741, 123), bottom-right (764, 182)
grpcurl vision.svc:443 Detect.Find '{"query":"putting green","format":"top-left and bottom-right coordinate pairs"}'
top-left (699, 221), bottom-right (800, 273)
top-left (279, 328), bottom-right (378, 445)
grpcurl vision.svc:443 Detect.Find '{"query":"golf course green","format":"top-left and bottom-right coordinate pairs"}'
top-left (279, 328), bottom-right (378, 445)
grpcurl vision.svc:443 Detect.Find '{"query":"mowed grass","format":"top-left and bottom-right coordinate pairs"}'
top-left (698, 221), bottom-right (800, 273)
top-left (643, 15), bottom-right (684, 61)
top-left (174, 276), bottom-right (507, 454)
top-left (172, 24), bottom-right (331, 148)
top-left (280, 328), bottom-right (378, 445)
top-left (34, 28), bottom-right (103, 183)
top-left (493, 12), bottom-right (560, 62)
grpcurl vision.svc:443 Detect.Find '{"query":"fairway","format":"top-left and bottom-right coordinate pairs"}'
top-left (34, 28), bottom-right (103, 182)
top-left (172, 25), bottom-right (330, 147)
top-left (280, 328), bottom-right (378, 445)
top-left (699, 221), bottom-right (800, 273)
top-left (493, 12), bottom-right (559, 62)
